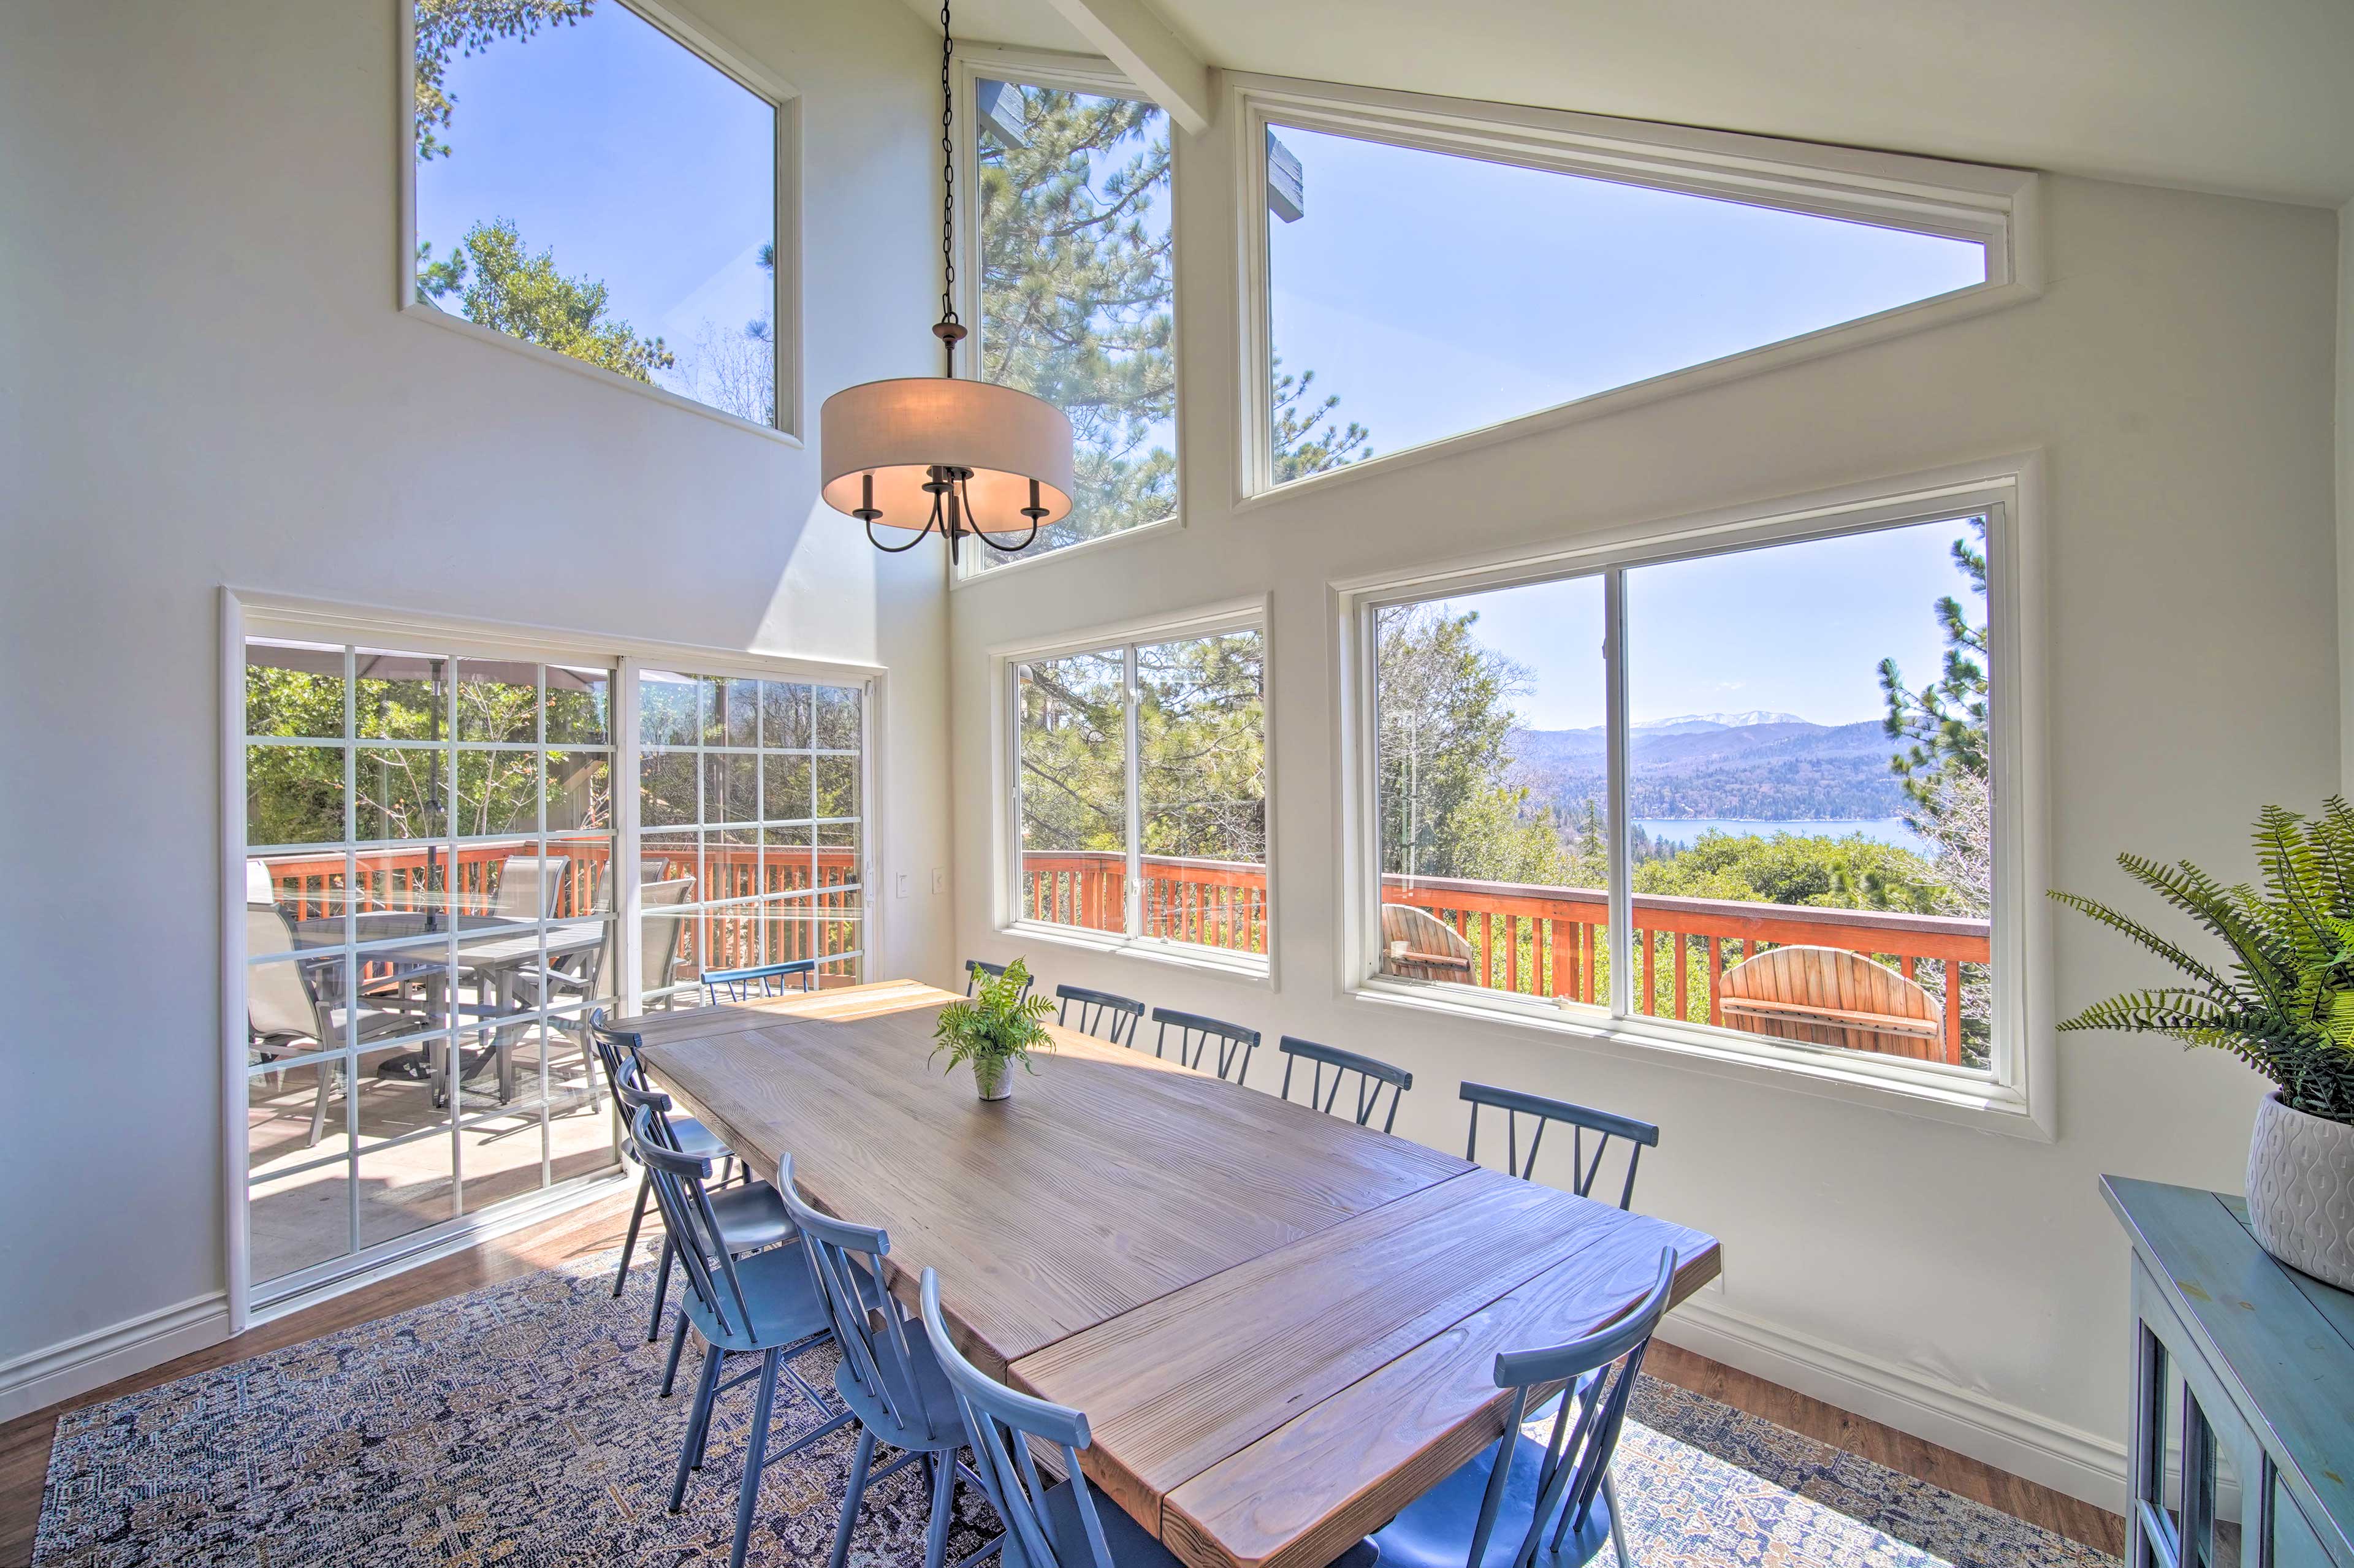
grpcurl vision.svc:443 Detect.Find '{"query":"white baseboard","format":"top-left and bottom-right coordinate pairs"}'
top-left (0, 1292), bottom-right (230, 1425)
top-left (1657, 1293), bottom-right (2129, 1512)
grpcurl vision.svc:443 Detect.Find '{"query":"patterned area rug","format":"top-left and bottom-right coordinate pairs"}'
top-left (33, 1248), bottom-right (2114, 1567)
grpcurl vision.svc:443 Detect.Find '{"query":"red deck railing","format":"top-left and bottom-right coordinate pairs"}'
top-left (253, 840), bottom-right (865, 981)
top-left (1018, 850), bottom-right (1989, 1065)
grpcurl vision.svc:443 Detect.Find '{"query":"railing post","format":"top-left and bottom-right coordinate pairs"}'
top-left (1674, 931), bottom-right (1689, 1022)
top-left (1707, 936), bottom-right (1721, 1026)
top-left (1945, 959), bottom-right (1965, 1064)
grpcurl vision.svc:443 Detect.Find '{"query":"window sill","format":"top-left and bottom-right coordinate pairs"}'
top-left (400, 300), bottom-right (803, 449)
top-left (1348, 976), bottom-right (2050, 1141)
top-left (952, 512), bottom-right (1183, 588)
top-left (997, 920), bottom-right (1273, 986)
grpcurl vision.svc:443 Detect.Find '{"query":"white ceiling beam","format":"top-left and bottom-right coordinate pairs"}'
top-left (1037, 0), bottom-right (1212, 134)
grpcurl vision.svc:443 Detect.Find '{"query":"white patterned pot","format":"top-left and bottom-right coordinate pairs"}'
top-left (2245, 1092), bottom-right (2354, 1290)
top-left (973, 1059), bottom-right (1012, 1102)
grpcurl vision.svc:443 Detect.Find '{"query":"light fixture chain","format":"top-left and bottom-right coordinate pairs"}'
top-left (939, 0), bottom-right (958, 333)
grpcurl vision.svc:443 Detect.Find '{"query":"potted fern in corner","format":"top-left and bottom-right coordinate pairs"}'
top-left (2052, 800), bottom-right (2354, 1289)
top-left (932, 959), bottom-right (1051, 1102)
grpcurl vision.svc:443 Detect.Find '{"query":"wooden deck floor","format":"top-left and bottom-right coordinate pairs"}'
top-left (0, 1193), bottom-right (2125, 1566)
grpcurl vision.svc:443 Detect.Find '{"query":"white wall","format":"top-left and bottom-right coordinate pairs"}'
top-left (949, 107), bottom-right (2342, 1502)
top-left (0, 0), bottom-right (950, 1406)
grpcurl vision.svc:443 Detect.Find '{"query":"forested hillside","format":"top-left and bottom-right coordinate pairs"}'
top-left (1508, 716), bottom-right (1911, 821)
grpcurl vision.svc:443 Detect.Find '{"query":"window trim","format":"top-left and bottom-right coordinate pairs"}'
top-left (1235, 72), bottom-right (2043, 508)
top-left (949, 45), bottom-right (1185, 582)
top-left (993, 597), bottom-right (1276, 983)
top-left (1331, 455), bottom-right (2051, 1137)
top-left (394, 0), bottom-right (804, 443)
top-left (221, 587), bottom-right (885, 1326)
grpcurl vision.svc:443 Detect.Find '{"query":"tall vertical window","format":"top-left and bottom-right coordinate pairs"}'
top-left (243, 640), bottom-right (620, 1293)
top-left (1013, 623), bottom-right (1267, 964)
top-left (408, 0), bottom-right (785, 427)
top-left (1362, 508), bottom-right (2003, 1081)
top-left (1245, 90), bottom-right (2028, 494)
top-left (637, 670), bottom-right (867, 1004)
top-left (972, 75), bottom-right (1175, 568)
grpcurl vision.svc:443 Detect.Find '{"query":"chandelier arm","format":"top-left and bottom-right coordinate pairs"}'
top-left (865, 516), bottom-right (934, 554)
top-left (961, 474), bottom-right (1042, 552)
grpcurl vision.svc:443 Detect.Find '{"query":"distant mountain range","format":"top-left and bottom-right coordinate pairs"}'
top-left (1509, 714), bottom-right (1908, 821)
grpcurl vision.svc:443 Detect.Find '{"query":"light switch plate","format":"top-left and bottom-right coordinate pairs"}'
top-left (932, 867), bottom-right (947, 895)
top-left (895, 872), bottom-right (909, 899)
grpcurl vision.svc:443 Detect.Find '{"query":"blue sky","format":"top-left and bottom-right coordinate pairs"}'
top-left (1424, 519), bottom-right (1981, 731)
top-left (414, 1), bottom-right (774, 403)
top-left (1268, 127), bottom-right (1986, 460)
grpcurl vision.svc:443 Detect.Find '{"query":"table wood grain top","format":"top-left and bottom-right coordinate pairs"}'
top-left (626, 980), bottom-right (1721, 1568)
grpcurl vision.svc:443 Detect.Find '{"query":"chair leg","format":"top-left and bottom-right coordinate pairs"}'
top-left (671, 1342), bottom-right (724, 1512)
top-left (660, 1309), bottom-right (690, 1398)
top-left (731, 1348), bottom-right (781, 1568)
top-left (1603, 1467), bottom-right (1633, 1568)
top-left (307, 1058), bottom-right (337, 1147)
top-left (647, 1237), bottom-right (676, 1342)
top-left (829, 1428), bottom-right (878, 1568)
top-left (614, 1171), bottom-right (652, 1298)
top-left (923, 1442), bottom-right (957, 1568)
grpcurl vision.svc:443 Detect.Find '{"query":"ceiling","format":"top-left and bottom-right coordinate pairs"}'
top-left (918, 0), bottom-right (2354, 208)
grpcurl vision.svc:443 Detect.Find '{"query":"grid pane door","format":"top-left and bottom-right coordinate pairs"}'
top-left (636, 669), bottom-right (867, 1007)
top-left (243, 637), bottom-right (622, 1296)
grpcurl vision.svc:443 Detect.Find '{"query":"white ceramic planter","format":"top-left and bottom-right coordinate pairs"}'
top-left (2245, 1092), bottom-right (2354, 1290)
top-left (973, 1059), bottom-right (1012, 1102)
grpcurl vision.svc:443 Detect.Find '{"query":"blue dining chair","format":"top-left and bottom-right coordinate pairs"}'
top-left (703, 958), bottom-right (818, 1003)
top-left (777, 1157), bottom-right (1001, 1568)
top-left (589, 1008), bottom-right (743, 1314)
top-left (917, 1268), bottom-right (1371, 1568)
top-left (1278, 1036), bottom-right (1412, 1132)
top-left (1460, 1082), bottom-right (1661, 1211)
top-left (636, 1108), bottom-right (848, 1568)
top-left (966, 957), bottom-right (1034, 999)
top-left (1149, 1007), bottom-right (1259, 1084)
top-left (1056, 984), bottom-right (1145, 1047)
top-left (1369, 1247), bottom-right (1678, 1568)
top-left (612, 1059), bottom-right (793, 1350)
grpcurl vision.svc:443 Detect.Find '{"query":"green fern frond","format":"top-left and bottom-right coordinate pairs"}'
top-left (2044, 891), bottom-right (2237, 999)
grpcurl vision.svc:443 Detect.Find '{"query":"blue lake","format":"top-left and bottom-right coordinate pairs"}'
top-left (1636, 817), bottom-right (1924, 853)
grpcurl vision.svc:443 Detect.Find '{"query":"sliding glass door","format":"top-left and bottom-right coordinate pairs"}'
top-left (239, 633), bottom-right (870, 1301)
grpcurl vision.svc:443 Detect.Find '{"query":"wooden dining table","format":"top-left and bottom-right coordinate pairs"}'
top-left (625, 978), bottom-right (1721, 1568)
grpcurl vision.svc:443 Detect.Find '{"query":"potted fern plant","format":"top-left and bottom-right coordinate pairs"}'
top-left (932, 959), bottom-right (1052, 1102)
top-left (2052, 800), bottom-right (2354, 1289)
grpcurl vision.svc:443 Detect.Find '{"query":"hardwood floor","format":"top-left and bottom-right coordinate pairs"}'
top-left (1645, 1342), bottom-right (2127, 1556)
top-left (0, 1196), bottom-right (2124, 1566)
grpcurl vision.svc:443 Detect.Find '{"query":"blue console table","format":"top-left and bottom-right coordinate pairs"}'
top-left (2105, 1177), bottom-right (2353, 1568)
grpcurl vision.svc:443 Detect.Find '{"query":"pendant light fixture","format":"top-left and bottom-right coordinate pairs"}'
top-left (818, 2), bottom-right (1075, 563)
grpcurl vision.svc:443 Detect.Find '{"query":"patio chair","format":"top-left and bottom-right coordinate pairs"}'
top-left (489, 853), bottom-right (569, 921)
top-left (1715, 943), bottom-right (1943, 1059)
top-left (511, 876), bottom-right (697, 1102)
top-left (246, 905), bottom-right (427, 1147)
top-left (1380, 904), bottom-right (1477, 982)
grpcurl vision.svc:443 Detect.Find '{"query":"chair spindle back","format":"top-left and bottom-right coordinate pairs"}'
top-left (1056, 984), bottom-right (1145, 1047)
top-left (777, 1155), bottom-right (928, 1437)
top-left (1278, 1036), bottom-right (1411, 1132)
top-left (1460, 1081), bottom-right (1661, 1210)
top-left (1151, 1008), bottom-right (1260, 1084)
top-left (918, 1267), bottom-right (1111, 1568)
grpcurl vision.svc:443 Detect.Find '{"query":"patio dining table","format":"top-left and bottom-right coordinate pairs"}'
top-left (293, 911), bottom-right (604, 1102)
top-left (625, 978), bottom-right (1721, 1568)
